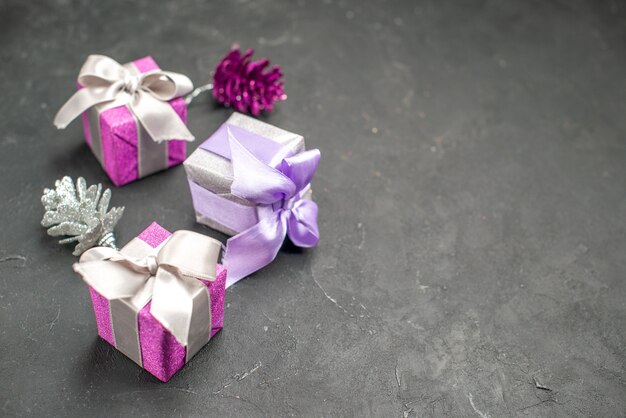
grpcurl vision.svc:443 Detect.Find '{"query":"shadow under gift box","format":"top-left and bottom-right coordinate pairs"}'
top-left (79, 57), bottom-right (188, 187)
top-left (86, 222), bottom-right (226, 382)
top-left (183, 112), bottom-right (313, 236)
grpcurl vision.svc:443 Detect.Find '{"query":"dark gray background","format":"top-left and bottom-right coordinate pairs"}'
top-left (1, 0), bottom-right (625, 416)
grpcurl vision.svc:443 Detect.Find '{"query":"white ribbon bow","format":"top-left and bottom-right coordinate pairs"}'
top-left (54, 55), bottom-right (194, 142)
top-left (73, 230), bottom-right (221, 363)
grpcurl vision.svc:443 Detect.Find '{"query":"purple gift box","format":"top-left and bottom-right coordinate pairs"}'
top-left (78, 57), bottom-right (188, 186)
top-left (76, 222), bottom-right (226, 382)
top-left (183, 112), bottom-right (312, 236)
top-left (184, 112), bottom-right (320, 285)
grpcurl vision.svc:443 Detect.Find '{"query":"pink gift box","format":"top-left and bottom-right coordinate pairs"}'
top-left (79, 57), bottom-right (188, 186)
top-left (87, 222), bottom-right (226, 381)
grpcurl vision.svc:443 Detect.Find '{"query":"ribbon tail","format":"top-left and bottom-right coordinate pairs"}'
top-left (149, 230), bottom-right (221, 360)
top-left (150, 268), bottom-right (211, 361)
top-left (224, 211), bottom-right (287, 287)
top-left (131, 93), bottom-right (194, 142)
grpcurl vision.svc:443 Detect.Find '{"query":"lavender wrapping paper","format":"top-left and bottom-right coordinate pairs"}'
top-left (79, 56), bottom-right (188, 186)
top-left (87, 222), bottom-right (226, 382)
top-left (184, 112), bottom-right (311, 236)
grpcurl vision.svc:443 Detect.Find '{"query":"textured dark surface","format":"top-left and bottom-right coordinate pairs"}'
top-left (1, 0), bottom-right (625, 416)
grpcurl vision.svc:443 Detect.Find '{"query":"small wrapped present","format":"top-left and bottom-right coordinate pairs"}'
top-left (73, 222), bottom-right (226, 382)
top-left (184, 113), bottom-right (321, 286)
top-left (54, 55), bottom-right (195, 186)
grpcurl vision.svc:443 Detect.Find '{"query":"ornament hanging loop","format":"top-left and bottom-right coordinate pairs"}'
top-left (97, 231), bottom-right (118, 250)
top-left (184, 83), bottom-right (213, 105)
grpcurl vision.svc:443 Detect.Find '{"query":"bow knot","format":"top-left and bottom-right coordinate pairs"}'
top-left (54, 54), bottom-right (195, 143)
top-left (145, 254), bottom-right (159, 275)
top-left (281, 195), bottom-right (297, 211)
top-left (122, 74), bottom-right (141, 95)
top-left (224, 129), bottom-right (321, 286)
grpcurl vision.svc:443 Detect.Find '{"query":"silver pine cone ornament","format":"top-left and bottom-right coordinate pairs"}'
top-left (41, 176), bottom-right (124, 255)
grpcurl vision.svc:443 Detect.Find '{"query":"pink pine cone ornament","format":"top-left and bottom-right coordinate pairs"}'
top-left (212, 46), bottom-right (286, 116)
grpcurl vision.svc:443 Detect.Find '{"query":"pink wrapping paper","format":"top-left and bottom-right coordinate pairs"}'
top-left (80, 57), bottom-right (187, 186)
top-left (87, 222), bottom-right (226, 381)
